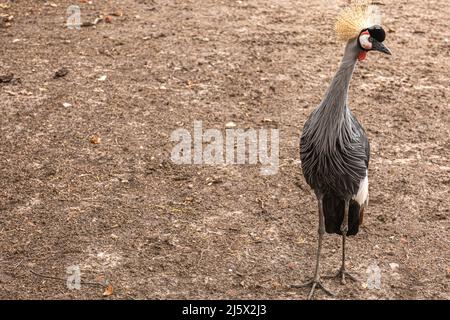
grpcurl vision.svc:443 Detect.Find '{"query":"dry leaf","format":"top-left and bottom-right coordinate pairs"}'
top-left (90, 135), bottom-right (101, 144)
top-left (103, 284), bottom-right (114, 296)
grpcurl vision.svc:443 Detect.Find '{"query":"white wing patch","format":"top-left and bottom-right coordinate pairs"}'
top-left (353, 171), bottom-right (369, 206)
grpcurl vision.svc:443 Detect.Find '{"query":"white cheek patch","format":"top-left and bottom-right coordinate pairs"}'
top-left (359, 32), bottom-right (372, 50)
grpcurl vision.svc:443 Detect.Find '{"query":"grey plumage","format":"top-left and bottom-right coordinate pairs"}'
top-left (300, 38), bottom-right (369, 201)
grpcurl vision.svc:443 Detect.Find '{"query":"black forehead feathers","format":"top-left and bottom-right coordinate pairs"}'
top-left (368, 25), bottom-right (386, 42)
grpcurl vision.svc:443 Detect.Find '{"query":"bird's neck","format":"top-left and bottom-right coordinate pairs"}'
top-left (308, 41), bottom-right (359, 154)
top-left (321, 42), bottom-right (358, 114)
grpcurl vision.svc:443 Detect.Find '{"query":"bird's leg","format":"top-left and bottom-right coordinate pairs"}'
top-left (338, 232), bottom-right (358, 284)
top-left (339, 199), bottom-right (350, 284)
top-left (325, 198), bottom-right (358, 284)
top-left (291, 195), bottom-right (334, 299)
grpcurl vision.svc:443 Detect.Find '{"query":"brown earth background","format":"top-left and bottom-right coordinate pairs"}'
top-left (0, 0), bottom-right (449, 299)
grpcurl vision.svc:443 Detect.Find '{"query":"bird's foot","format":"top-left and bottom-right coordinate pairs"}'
top-left (290, 278), bottom-right (335, 300)
top-left (324, 268), bottom-right (359, 285)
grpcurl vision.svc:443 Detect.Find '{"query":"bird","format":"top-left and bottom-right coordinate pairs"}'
top-left (293, 1), bottom-right (391, 299)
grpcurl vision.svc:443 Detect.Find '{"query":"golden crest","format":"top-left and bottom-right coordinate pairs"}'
top-left (335, 0), bottom-right (382, 41)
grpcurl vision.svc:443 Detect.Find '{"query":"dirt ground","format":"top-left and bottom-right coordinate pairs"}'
top-left (0, 0), bottom-right (448, 300)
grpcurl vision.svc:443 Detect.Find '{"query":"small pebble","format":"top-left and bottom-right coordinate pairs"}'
top-left (389, 262), bottom-right (399, 271)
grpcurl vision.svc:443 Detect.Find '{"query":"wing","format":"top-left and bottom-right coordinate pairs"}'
top-left (351, 114), bottom-right (370, 167)
top-left (300, 111), bottom-right (370, 197)
top-left (299, 115), bottom-right (316, 187)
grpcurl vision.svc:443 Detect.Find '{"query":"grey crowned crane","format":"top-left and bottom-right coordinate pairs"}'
top-left (294, 1), bottom-right (391, 299)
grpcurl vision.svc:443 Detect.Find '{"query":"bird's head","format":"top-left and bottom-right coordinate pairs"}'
top-left (335, 1), bottom-right (392, 62)
top-left (357, 25), bottom-right (391, 61)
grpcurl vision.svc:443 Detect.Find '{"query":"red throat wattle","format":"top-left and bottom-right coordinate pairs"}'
top-left (358, 51), bottom-right (367, 61)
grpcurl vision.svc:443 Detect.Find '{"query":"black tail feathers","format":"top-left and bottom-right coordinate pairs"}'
top-left (322, 194), bottom-right (361, 236)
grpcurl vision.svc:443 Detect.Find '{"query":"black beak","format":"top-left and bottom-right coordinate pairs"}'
top-left (372, 39), bottom-right (391, 55)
